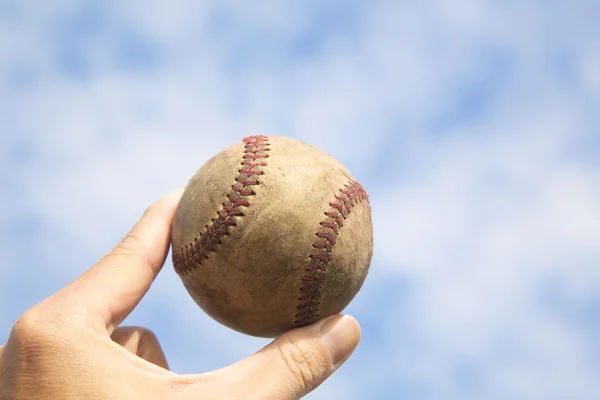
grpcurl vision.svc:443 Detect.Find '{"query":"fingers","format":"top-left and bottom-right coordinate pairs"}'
top-left (49, 189), bottom-right (183, 333)
top-left (179, 315), bottom-right (360, 400)
top-left (111, 326), bottom-right (169, 369)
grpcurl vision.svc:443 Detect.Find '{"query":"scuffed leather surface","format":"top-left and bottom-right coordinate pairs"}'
top-left (171, 136), bottom-right (373, 338)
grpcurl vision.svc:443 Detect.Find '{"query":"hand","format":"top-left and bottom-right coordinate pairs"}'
top-left (0, 190), bottom-right (361, 399)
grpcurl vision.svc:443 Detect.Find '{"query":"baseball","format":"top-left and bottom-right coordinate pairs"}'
top-left (171, 135), bottom-right (373, 337)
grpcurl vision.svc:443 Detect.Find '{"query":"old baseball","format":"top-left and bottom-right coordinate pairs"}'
top-left (171, 135), bottom-right (373, 337)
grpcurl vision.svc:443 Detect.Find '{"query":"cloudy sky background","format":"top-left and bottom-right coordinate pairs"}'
top-left (1, 1), bottom-right (600, 398)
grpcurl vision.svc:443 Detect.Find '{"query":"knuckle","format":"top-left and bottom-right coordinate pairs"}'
top-left (105, 233), bottom-right (151, 268)
top-left (13, 309), bottom-right (51, 336)
top-left (116, 232), bottom-right (147, 256)
top-left (141, 327), bottom-right (159, 342)
top-left (11, 311), bottom-right (38, 340)
top-left (134, 326), bottom-right (159, 347)
top-left (10, 308), bottom-right (62, 347)
top-left (276, 338), bottom-right (328, 392)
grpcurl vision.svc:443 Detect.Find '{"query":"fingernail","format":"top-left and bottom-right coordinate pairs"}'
top-left (319, 315), bottom-right (360, 365)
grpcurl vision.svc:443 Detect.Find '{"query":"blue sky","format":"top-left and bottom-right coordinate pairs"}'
top-left (1, 1), bottom-right (600, 399)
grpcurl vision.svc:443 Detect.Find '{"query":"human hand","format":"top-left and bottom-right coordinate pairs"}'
top-left (0, 190), bottom-right (361, 399)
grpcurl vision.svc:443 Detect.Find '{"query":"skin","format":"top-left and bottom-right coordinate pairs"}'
top-left (0, 189), bottom-right (361, 400)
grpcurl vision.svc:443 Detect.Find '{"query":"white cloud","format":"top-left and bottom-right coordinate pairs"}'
top-left (1, 1), bottom-right (599, 399)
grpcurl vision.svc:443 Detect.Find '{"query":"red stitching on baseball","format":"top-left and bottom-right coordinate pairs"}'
top-left (293, 179), bottom-right (368, 327)
top-left (173, 135), bottom-right (270, 275)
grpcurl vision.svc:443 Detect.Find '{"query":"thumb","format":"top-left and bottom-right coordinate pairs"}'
top-left (208, 315), bottom-right (360, 399)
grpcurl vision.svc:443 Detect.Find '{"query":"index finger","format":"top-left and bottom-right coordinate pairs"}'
top-left (48, 188), bottom-right (183, 333)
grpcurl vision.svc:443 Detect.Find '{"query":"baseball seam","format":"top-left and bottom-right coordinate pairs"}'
top-left (173, 135), bottom-right (270, 275)
top-left (293, 180), bottom-right (369, 327)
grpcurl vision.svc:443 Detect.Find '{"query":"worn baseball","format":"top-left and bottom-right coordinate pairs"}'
top-left (171, 135), bottom-right (373, 337)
